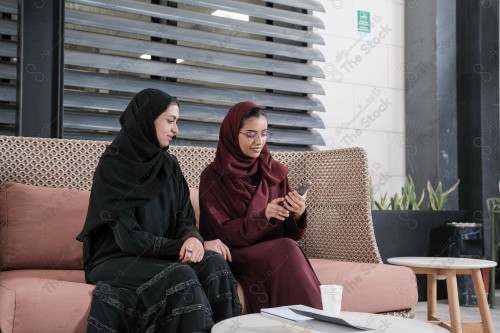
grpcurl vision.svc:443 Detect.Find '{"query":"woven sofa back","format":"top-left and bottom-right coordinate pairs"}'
top-left (0, 135), bottom-right (381, 264)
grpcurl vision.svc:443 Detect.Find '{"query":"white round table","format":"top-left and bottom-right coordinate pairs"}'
top-left (388, 257), bottom-right (497, 333)
top-left (212, 311), bottom-right (449, 332)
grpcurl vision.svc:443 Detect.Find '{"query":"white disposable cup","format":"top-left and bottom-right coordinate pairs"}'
top-left (320, 284), bottom-right (343, 315)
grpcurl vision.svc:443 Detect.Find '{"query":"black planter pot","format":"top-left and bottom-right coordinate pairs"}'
top-left (372, 210), bottom-right (467, 301)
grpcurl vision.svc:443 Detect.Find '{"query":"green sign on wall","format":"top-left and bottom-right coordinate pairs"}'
top-left (357, 10), bottom-right (371, 33)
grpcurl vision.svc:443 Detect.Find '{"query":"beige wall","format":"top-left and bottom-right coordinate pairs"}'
top-left (313, 0), bottom-right (405, 200)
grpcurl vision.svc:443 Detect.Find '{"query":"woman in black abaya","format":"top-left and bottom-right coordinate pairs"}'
top-left (76, 88), bottom-right (241, 332)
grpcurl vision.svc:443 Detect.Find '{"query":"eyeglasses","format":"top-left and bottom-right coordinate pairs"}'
top-left (239, 130), bottom-right (272, 141)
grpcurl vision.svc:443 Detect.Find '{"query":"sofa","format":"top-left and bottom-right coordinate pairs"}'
top-left (0, 135), bottom-right (418, 332)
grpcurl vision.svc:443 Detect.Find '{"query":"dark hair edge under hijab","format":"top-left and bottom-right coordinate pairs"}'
top-left (239, 107), bottom-right (268, 129)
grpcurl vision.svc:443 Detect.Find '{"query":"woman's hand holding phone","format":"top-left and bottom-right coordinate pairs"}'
top-left (265, 197), bottom-right (290, 221)
top-left (283, 182), bottom-right (311, 218)
top-left (295, 182), bottom-right (311, 196)
top-left (266, 183), bottom-right (311, 221)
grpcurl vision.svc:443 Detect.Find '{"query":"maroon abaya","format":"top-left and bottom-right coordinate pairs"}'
top-left (199, 101), bottom-right (322, 313)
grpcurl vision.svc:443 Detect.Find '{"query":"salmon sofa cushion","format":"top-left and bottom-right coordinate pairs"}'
top-left (0, 182), bottom-right (89, 270)
top-left (0, 269), bottom-right (92, 333)
top-left (310, 258), bottom-right (418, 313)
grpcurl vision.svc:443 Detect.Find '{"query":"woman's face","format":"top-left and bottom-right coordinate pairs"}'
top-left (238, 115), bottom-right (268, 159)
top-left (154, 103), bottom-right (180, 148)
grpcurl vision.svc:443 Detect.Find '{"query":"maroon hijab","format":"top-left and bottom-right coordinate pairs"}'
top-left (208, 101), bottom-right (288, 206)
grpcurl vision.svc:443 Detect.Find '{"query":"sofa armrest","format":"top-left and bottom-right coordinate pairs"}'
top-left (311, 259), bottom-right (418, 313)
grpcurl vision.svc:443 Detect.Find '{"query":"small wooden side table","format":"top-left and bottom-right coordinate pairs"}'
top-left (388, 257), bottom-right (497, 333)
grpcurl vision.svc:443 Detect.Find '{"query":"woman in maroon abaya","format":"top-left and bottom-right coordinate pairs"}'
top-left (198, 101), bottom-right (322, 313)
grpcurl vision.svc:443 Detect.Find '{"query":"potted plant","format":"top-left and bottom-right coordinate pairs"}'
top-left (371, 176), bottom-right (464, 301)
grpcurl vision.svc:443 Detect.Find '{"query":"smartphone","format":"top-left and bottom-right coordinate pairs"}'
top-left (295, 182), bottom-right (311, 195)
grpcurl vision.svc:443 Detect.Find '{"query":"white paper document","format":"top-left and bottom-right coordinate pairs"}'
top-left (261, 305), bottom-right (374, 331)
top-left (261, 306), bottom-right (313, 321)
top-left (288, 305), bottom-right (374, 331)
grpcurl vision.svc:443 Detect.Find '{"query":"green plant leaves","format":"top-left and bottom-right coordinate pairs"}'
top-left (427, 179), bottom-right (460, 211)
top-left (372, 175), bottom-right (460, 211)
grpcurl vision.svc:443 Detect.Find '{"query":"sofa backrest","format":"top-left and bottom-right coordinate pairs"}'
top-left (0, 182), bottom-right (89, 270)
top-left (0, 135), bottom-right (382, 268)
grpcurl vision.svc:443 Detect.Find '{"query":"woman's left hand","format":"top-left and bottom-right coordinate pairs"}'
top-left (180, 237), bottom-right (204, 263)
top-left (283, 189), bottom-right (307, 219)
top-left (204, 239), bottom-right (232, 262)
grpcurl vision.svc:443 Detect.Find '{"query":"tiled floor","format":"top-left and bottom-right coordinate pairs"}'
top-left (413, 289), bottom-right (500, 331)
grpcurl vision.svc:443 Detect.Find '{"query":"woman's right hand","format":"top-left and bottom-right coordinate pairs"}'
top-left (265, 197), bottom-right (290, 221)
top-left (180, 237), bottom-right (204, 263)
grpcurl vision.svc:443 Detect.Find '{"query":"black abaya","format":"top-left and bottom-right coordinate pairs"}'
top-left (85, 156), bottom-right (241, 332)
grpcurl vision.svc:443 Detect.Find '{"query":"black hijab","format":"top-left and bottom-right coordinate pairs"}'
top-left (76, 88), bottom-right (177, 249)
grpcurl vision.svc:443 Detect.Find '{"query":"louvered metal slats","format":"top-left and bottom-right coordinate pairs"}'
top-left (256, 0), bottom-right (325, 12)
top-left (175, 0), bottom-right (324, 28)
top-left (64, 30), bottom-right (325, 78)
top-left (0, 84), bottom-right (15, 102)
top-left (64, 70), bottom-right (325, 112)
top-left (65, 9), bottom-right (325, 62)
top-left (63, 91), bottom-right (324, 128)
top-left (68, 0), bottom-right (325, 45)
top-left (0, 63), bottom-right (15, 80)
top-left (63, 112), bottom-right (324, 146)
top-left (0, 0), bottom-right (326, 149)
top-left (0, 105), bottom-right (15, 124)
top-left (65, 50), bottom-right (324, 95)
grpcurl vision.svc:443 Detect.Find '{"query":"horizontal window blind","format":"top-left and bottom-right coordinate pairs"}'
top-left (0, 0), bottom-right (326, 149)
top-left (0, 1), bottom-right (16, 136)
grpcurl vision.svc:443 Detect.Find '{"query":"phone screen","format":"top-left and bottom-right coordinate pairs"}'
top-left (295, 182), bottom-right (311, 195)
